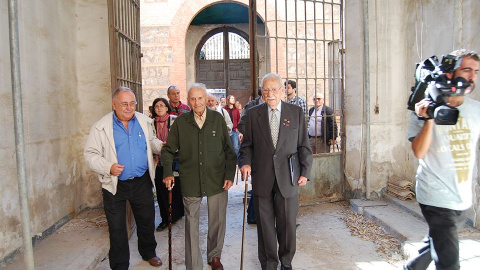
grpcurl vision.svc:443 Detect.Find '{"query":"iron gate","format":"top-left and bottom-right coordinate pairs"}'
top-left (108, 0), bottom-right (143, 112)
top-left (251, 0), bottom-right (345, 203)
top-left (107, 0), bottom-right (142, 232)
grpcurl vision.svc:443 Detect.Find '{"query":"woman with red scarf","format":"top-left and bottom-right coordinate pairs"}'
top-left (150, 98), bottom-right (184, 231)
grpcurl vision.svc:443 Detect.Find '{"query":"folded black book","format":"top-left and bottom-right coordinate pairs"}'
top-left (288, 152), bottom-right (310, 185)
top-left (288, 152), bottom-right (300, 186)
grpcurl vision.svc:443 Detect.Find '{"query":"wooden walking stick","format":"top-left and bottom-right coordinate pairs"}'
top-left (168, 187), bottom-right (173, 270)
top-left (240, 171), bottom-right (249, 270)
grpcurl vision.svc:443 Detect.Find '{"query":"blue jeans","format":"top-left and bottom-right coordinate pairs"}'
top-left (230, 130), bottom-right (240, 156)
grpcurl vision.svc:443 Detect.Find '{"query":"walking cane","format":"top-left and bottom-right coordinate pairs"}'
top-left (240, 171), bottom-right (249, 270)
top-left (235, 165), bottom-right (239, 185)
top-left (168, 187), bottom-right (173, 270)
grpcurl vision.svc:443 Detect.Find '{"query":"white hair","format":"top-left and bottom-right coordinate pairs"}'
top-left (187, 83), bottom-right (208, 97)
top-left (112, 86), bottom-right (135, 100)
top-left (260, 73), bottom-right (283, 88)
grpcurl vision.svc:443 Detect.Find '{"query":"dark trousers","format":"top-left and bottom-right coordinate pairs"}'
top-left (154, 165), bottom-right (184, 223)
top-left (255, 181), bottom-right (298, 270)
top-left (102, 171), bottom-right (157, 270)
top-left (247, 190), bottom-right (256, 224)
top-left (405, 204), bottom-right (467, 270)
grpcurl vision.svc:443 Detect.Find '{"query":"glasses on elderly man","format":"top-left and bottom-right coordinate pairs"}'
top-left (117, 101), bottom-right (138, 108)
top-left (262, 86), bottom-right (283, 94)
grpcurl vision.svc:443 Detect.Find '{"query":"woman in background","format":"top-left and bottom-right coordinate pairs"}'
top-left (224, 95), bottom-right (241, 155)
top-left (235, 101), bottom-right (243, 115)
top-left (150, 98), bottom-right (184, 231)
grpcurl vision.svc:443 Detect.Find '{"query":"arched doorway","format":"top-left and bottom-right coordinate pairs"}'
top-left (195, 27), bottom-right (253, 105)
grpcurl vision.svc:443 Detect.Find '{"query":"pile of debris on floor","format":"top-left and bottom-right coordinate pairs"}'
top-left (340, 207), bottom-right (403, 261)
top-left (387, 176), bottom-right (415, 201)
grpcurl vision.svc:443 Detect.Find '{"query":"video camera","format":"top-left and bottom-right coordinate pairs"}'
top-left (407, 54), bottom-right (471, 125)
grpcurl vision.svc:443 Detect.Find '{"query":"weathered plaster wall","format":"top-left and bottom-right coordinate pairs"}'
top-left (344, 0), bottom-right (480, 220)
top-left (76, 0), bottom-right (111, 209)
top-left (0, 0), bottom-right (110, 265)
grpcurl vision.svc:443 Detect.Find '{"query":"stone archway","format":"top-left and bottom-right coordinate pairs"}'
top-left (166, 0), bottom-right (267, 101)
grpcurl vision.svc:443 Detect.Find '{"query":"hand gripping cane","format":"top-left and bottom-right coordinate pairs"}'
top-left (240, 170), bottom-right (249, 270)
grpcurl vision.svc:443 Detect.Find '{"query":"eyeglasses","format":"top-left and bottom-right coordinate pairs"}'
top-left (262, 86), bottom-right (283, 94)
top-left (155, 104), bottom-right (167, 109)
top-left (117, 101), bottom-right (137, 108)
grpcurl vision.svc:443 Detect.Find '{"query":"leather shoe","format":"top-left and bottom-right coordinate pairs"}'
top-left (146, 256), bottom-right (162, 267)
top-left (281, 264), bottom-right (292, 270)
top-left (156, 222), bottom-right (167, 232)
top-left (208, 257), bottom-right (224, 270)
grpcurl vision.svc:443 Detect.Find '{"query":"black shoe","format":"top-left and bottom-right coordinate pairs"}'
top-left (172, 216), bottom-right (182, 224)
top-left (156, 222), bottom-right (167, 232)
top-left (281, 265), bottom-right (292, 270)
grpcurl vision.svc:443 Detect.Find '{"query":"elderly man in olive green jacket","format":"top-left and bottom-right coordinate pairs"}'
top-left (161, 83), bottom-right (237, 270)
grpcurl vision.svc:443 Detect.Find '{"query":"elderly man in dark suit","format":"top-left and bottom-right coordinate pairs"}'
top-left (239, 73), bottom-right (313, 270)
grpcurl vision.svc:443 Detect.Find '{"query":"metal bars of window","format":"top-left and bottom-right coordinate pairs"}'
top-left (256, 0), bottom-right (344, 154)
top-left (108, 0), bottom-right (143, 111)
top-left (200, 32), bottom-right (250, 60)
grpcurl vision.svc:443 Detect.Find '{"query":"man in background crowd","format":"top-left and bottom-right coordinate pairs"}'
top-left (207, 94), bottom-right (233, 136)
top-left (285, 80), bottom-right (307, 114)
top-left (167, 85), bottom-right (191, 116)
top-left (308, 93), bottom-right (337, 154)
top-left (220, 96), bottom-right (227, 107)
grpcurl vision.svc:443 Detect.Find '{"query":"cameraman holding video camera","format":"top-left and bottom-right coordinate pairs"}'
top-left (405, 49), bottom-right (480, 270)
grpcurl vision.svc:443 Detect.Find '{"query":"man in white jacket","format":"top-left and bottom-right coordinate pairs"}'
top-left (207, 94), bottom-right (233, 136)
top-left (84, 87), bottom-right (163, 269)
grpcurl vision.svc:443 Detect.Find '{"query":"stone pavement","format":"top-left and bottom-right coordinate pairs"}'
top-left (95, 180), bottom-right (403, 270)
top-left (5, 180), bottom-right (480, 270)
top-left (351, 196), bottom-right (480, 270)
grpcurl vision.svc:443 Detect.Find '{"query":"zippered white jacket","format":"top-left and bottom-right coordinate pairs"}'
top-left (84, 111), bottom-right (163, 195)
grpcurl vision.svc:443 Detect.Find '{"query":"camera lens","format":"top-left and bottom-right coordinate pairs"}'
top-left (436, 109), bottom-right (451, 120)
top-left (434, 105), bottom-right (459, 125)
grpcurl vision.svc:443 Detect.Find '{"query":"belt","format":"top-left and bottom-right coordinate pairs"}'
top-left (121, 170), bottom-right (149, 181)
top-left (309, 135), bottom-right (323, 139)
top-left (122, 176), bottom-right (139, 182)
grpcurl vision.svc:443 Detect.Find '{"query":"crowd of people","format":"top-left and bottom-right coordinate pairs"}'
top-left (83, 49), bottom-right (479, 270)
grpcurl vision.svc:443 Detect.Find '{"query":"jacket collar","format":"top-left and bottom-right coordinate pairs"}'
top-left (186, 107), bottom-right (214, 129)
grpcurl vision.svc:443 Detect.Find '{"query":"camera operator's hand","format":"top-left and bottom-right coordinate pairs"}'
top-left (415, 98), bottom-right (432, 120)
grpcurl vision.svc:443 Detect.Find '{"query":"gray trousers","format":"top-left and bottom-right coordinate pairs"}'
top-left (183, 191), bottom-right (228, 270)
top-left (309, 137), bottom-right (330, 154)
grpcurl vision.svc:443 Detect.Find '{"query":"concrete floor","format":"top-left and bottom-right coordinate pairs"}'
top-left (6, 177), bottom-right (480, 270)
top-left (95, 180), bottom-right (403, 270)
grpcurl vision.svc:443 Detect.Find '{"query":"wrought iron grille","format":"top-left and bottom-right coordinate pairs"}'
top-left (255, 0), bottom-right (344, 154)
top-left (200, 32), bottom-right (250, 60)
top-left (108, 0), bottom-right (143, 111)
